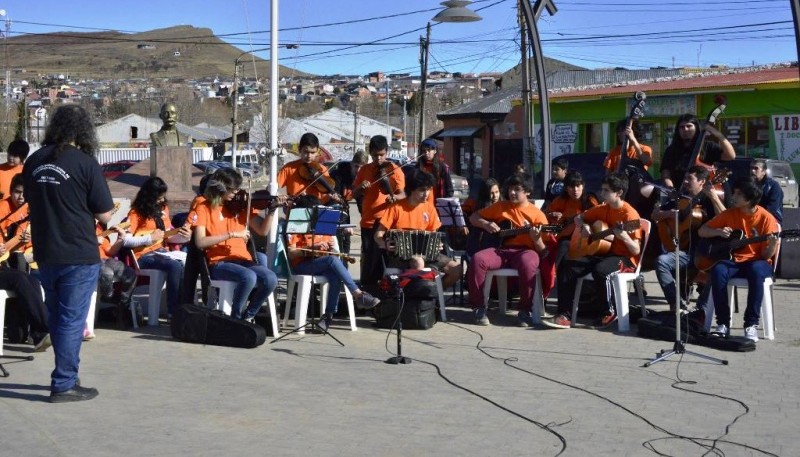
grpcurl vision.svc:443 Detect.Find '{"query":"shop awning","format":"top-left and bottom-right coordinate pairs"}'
top-left (431, 126), bottom-right (483, 138)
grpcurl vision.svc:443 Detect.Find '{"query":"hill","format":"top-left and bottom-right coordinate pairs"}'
top-left (6, 25), bottom-right (312, 80)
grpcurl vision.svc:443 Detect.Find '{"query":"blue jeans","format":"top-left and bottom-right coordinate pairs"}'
top-left (655, 250), bottom-right (690, 306)
top-left (38, 263), bottom-right (101, 393)
top-left (709, 259), bottom-right (772, 328)
top-left (210, 252), bottom-right (276, 319)
top-left (138, 252), bottom-right (184, 315)
top-left (293, 256), bottom-right (358, 315)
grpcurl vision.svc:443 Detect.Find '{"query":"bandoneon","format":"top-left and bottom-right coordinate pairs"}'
top-left (385, 230), bottom-right (442, 262)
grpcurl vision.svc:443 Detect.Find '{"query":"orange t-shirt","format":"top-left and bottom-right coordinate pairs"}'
top-left (580, 202), bottom-right (643, 266)
top-left (127, 207), bottom-right (173, 258)
top-left (381, 199), bottom-right (441, 232)
top-left (0, 199), bottom-right (31, 251)
top-left (186, 195), bottom-right (207, 228)
top-left (194, 201), bottom-right (259, 265)
top-left (98, 224), bottom-right (115, 261)
top-left (704, 205), bottom-right (779, 263)
top-left (353, 162), bottom-right (405, 228)
top-left (277, 159), bottom-right (334, 202)
top-left (545, 194), bottom-right (600, 239)
top-left (603, 144), bottom-right (653, 171)
top-left (477, 200), bottom-right (550, 249)
top-left (287, 234), bottom-right (335, 268)
top-left (0, 164), bottom-right (23, 200)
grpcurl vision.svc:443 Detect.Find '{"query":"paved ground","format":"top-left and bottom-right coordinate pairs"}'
top-left (2, 202), bottom-right (799, 456)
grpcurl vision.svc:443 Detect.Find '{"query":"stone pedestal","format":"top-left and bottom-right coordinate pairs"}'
top-left (150, 146), bottom-right (193, 194)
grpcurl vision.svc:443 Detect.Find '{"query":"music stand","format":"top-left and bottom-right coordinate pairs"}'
top-left (1, 353), bottom-right (34, 377)
top-left (435, 198), bottom-right (466, 305)
top-left (272, 205), bottom-right (346, 346)
top-left (644, 202), bottom-right (728, 367)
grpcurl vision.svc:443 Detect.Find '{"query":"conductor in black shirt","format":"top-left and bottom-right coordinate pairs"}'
top-left (23, 105), bottom-right (115, 403)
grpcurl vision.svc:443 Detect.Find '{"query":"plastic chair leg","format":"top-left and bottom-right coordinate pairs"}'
top-left (570, 278), bottom-right (585, 327)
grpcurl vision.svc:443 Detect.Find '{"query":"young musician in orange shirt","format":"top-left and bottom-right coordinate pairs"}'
top-left (603, 118), bottom-right (653, 175)
top-left (698, 177), bottom-right (778, 341)
top-left (286, 195), bottom-right (381, 330)
top-left (352, 135), bottom-right (405, 285)
top-left (0, 174), bottom-right (32, 268)
top-left (124, 177), bottom-right (191, 316)
top-left (0, 140), bottom-right (28, 199)
top-left (193, 168), bottom-right (281, 321)
top-left (374, 170), bottom-right (461, 289)
top-left (468, 173), bottom-right (553, 326)
top-left (540, 171), bottom-right (600, 299)
top-left (277, 132), bottom-right (341, 205)
top-left (544, 173), bottom-right (644, 329)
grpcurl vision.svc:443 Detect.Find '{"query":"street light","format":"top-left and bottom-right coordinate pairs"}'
top-left (420, 1), bottom-right (482, 146)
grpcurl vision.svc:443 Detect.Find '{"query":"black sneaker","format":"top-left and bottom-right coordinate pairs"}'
top-left (50, 385), bottom-right (99, 403)
top-left (317, 314), bottom-right (332, 332)
top-left (356, 292), bottom-right (381, 310)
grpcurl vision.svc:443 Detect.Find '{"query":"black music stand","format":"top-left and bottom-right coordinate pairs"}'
top-left (271, 205), bottom-right (346, 346)
top-left (644, 201), bottom-right (727, 367)
top-left (435, 198), bottom-right (466, 304)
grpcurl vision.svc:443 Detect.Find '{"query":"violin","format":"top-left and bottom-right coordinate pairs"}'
top-left (298, 162), bottom-right (338, 194)
top-left (376, 162), bottom-right (394, 196)
top-left (227, 189), bottom-right (293, 213)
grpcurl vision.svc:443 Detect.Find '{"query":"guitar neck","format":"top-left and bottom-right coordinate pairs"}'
top-left (496, 224), bottom-right (562, 238)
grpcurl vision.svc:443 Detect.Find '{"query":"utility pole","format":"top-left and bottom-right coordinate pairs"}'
top-left (519, 6), bottom-right (534, 187)
top-left (231, 60), bottom-right (240, 168)
top-left (353, 103), bottom-right (359, 154)
top-left (418, 22), bottom-right (431, 144)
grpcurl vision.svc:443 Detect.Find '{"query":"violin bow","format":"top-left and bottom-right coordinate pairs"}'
top-left (294, 158), bottom-right (346, 197)
top-left (366, 151), bottom-right (427, 187)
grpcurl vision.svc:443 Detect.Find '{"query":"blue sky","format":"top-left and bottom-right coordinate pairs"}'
top-left (6, 0), bottom-right (798, 76)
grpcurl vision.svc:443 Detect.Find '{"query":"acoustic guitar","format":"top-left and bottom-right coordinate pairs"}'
top-left (474, 220), bottom-right (564, 251)
top-left (568, 219), bottom-right (641, 259)
top-left (132, 224), bottom-right (190, 254)
top-left (656, 169), bottom-right (731, 253)
top-left (693, 229), bottom-right (800, 272)
top-left (0, 221), bottom-right (30, 263)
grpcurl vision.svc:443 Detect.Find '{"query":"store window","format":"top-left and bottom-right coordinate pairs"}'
top-left (584, 123), bottom-right (603, 153)
top-left (721, 116), bottom-right (770, 157)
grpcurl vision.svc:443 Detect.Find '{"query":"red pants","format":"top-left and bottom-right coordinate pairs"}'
top-left (468, 247), bottom-right (541, 311)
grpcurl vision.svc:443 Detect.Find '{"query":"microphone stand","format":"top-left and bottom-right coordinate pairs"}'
top-left (644, 202), bottom-right (727, 367)
top-left (386, 286), bottom-right (411, 365)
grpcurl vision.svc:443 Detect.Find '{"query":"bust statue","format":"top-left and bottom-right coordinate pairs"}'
top-left (150, 103), bottom-right (192, 147)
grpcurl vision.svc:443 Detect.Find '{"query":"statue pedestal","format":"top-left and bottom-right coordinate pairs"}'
top-left (150, 146), bottom-right (193, 194)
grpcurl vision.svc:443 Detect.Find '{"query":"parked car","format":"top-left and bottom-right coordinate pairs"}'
top-left (722, 157), bottom-right (798, 207)
top-left (101, 160), bottom-right (139, 180)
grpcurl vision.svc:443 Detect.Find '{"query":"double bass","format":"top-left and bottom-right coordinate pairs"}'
top-left (682, 95), bottom-right (727, 190)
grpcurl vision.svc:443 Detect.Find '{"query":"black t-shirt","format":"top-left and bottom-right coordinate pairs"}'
top-left (23, 145), bottom-right (114, 265)
top-left (660, 141), bottom-right (724, 186)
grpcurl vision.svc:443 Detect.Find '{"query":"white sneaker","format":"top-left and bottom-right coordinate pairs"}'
top-left (713, 324), bottom-right (728, 336)
top-left (744, 325), bottom-right (759, 342)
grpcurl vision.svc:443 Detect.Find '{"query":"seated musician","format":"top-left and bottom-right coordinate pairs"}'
top-left (660, 113), bottom-right (735, 189)
top-left (277, 132), bottom-right (341, 205)
top-left (603, 118), bottom-right (653, 176)
top-left (544, 173), bottom-right (644, 329)
top-left (123, 176), bottom-right (191, 317)
top-left (651, 166), bottom-right (725, 315)
top-left (374, 170), bottom-right (462, 290)
top-left (94, 222), bottom-right (138, 336)
top-left (697, 177), bottom-right (778, 342)
top-left (193, 168), bottom-right (281, 322)
top-left (467, 173), bottom-right (553, 327)
top-left (181, 174), bottom-right (212, 305)
top-left (286, 195), bottom-right (380, 331)
top-left (0, 174), bottom-right (33, 269)
top-left (352, 135), bottom-right (406, 285)
top-left (541, 171), bottom-right (600, 298)
top-left (462, 178), bottom-right (501, 220)
top-left (0, 232), bottom-right (50, 350)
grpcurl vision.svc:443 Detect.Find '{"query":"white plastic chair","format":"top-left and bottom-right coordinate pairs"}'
top-left (703, 225), bottom-right (780, 340)
top-left (208, 279), bottom-right (280, 337)
top-left (384, 267), bottom-right (448, 322)
top-left (0, 290), bottom-right (9, 356)
top-left (127, 253), bottom-right (168, 327)
top-left (570, 218), bottom-right (651, 332)
top-left (281, 236), bottom-right (357, 335)
top-left (481, 268), bottom-right (544, 323)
